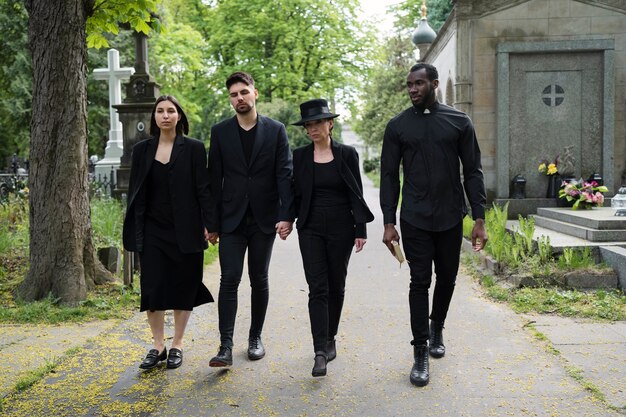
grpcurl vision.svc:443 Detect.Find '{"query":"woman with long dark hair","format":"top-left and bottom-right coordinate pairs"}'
top-left (123, 95), bottom-right (214, 370)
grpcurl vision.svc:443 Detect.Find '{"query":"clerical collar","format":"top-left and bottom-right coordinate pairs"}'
top-left (413, 101), bottom-right (438, 114)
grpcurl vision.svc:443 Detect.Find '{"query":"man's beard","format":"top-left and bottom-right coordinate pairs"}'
top-left (412, 88), bottom-right (435, 110)
top-left (235, 103), bottom-right (253, 114)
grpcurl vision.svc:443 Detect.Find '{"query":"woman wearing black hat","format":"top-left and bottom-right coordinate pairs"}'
top-left (291, 99), bottom-right (374, 377)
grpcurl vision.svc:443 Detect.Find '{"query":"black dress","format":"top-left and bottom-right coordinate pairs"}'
top-left (139, 160), bottom-right (214, 312)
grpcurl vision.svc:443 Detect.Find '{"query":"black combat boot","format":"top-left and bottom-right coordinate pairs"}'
top-left (429, 320), bottom-right (445, 358)
top-left (410, 344), bottom-right (429, 387)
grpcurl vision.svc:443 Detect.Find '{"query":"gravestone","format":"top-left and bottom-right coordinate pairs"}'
top-left (92, 49), bottom-right (134, 183)
top-left (496, 40), bottom-right (615, 201)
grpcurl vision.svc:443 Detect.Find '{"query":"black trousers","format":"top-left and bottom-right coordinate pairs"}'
top-left (400, 219), bottom-right (462, 346)
top-left (217, 213), bottom-right (276, 348)
top-left (298, 206), bottom-right (355, 352)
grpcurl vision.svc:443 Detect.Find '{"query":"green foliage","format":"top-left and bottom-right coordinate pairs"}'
top-left (0, 282), bottom-right (141, 324)
top-left (508, 288), bottom-right (626, 320)
top-left (202, 0), bottom-right (373, 105)
top-left (362, 157), bottom-right (380, 174)
top-left (484, 203), bottom-right (514, 264)
top-left (0, 194), bottom-right (29, 256)
top-left (537, 235), bottom-right (552, 264)
top-left (204, 244), bottom-right (218, 267)
top-left (354, 1), bottom-right (453, 153)
top-left (90, 197), bottom-right (124, 249)
top-left (150, 21), bottom-right (213, 140)
top-left (0, 0), bottom-right (31, 167)
top-left (14, 356), bottom-right (62, 392)
top-left (86, 0), bottom-right (162, 49)
top-left (353, 36), bottom-right (415, 152)
top-left (481, 204), bottom-right (559, 275)
top-left (464, 205), bottom-right (625, 322)
top-left (0, 195), bottom-right (131, 320)
top-left (390, 0), bottom-right (453, 34)
top-left (462, 215), bottom-right (474, 240)
top-left (258, 99), bottom-right (311, 150)
top-left (557, 247), bottom-right (597, 269)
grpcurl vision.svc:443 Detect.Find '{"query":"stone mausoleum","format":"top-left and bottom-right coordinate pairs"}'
top-left (420, 0), bottom-right (626, 215)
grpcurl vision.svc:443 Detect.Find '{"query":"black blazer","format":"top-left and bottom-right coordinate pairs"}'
top-left (123, 135), bottom-right (212, 254)
top-left (207, 115), bottom-right (295, 234)
top-left (293, 140), bottom-right (374, 238)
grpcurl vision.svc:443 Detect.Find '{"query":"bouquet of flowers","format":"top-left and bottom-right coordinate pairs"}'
top-left (558, 179), bottom-right (608, 210)
top-left (538, 157), bottom-right (559, 176)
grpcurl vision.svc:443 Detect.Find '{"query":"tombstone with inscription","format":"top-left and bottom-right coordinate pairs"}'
top-left (93, 49), bottom-right (134, 183)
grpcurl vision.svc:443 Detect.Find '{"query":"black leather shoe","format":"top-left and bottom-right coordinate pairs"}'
top-left (429, 321), bottom-right (446, 358)
top-left (410, 344), bottom-right (429, 387)
top-left (326, 339), bottom-right (336, 362)
top-left (247, 336), bottom-right (265, 360)
top-left (209, 346), bottom-right (233, 367)
top-left (166, 348), bottom-right (183, 369)
top-left (312, 351), bottom-right (327, 377)
top-left (139, 347), bottom-right (167, 369)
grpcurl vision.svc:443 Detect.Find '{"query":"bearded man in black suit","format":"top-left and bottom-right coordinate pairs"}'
top-left (206, 72), bottom-right (295, 367)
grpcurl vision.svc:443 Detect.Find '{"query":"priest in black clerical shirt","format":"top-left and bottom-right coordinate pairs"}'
top-left (380, 63), bottom-right (488, 388)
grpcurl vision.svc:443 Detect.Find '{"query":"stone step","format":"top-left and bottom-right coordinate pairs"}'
top-left (532, 215), bottom-right (626, 242)
top-left (599, 246), bottom-right (626, 289)
top-left (536, 207), bottom-right (626, 230)
top-left (505, 221), bottom-right (626, 252)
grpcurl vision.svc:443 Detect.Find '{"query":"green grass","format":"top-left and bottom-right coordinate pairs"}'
top-left (0, 191), bottom-right (221, 324)
top-left (463, 260), bottom-right (626, 321)
top-left (0, 281), bottom-right (141, 324)
top-left (204, 244), bottom-right (218, 266)
top-left (91, 197), bottom-right (124, 249)
top-left (14, 356), bottom-right (63, 392)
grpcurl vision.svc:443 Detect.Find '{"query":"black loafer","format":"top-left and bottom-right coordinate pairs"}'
top-left (167, 348), bottom-right (183, 369)
top-left (139, 348), bottom-right (167, 369)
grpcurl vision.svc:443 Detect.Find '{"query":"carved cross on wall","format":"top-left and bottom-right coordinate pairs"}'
top-left (542, 84), bottom-right (565, 107)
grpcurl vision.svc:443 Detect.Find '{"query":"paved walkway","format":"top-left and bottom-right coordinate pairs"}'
top-left (1, 129), bottom-right (625, 416)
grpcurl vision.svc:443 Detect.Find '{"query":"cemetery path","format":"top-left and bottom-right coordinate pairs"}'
top-left (1, 129), bottom-right (624, 416)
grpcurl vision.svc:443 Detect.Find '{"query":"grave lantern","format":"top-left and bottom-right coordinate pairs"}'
top-left (611, 186), bottom-right (626, 216)
top-left (511, 174), bottom-right (526, 199)
top-left (587, 172), bottom-right (603, 186)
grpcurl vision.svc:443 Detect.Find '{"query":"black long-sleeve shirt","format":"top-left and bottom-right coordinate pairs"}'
top-left (380, 102), bottom-right (486, 232)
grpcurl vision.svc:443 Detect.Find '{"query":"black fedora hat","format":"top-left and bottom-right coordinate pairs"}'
top-left (292, 99), bottom-right (339, 126)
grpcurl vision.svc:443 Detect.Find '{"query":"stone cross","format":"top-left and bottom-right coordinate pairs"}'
top-left (93, 49), bottom-right (134, 180)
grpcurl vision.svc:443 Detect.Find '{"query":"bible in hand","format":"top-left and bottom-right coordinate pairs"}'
top-left (392, 241), bottom-right (405, 265)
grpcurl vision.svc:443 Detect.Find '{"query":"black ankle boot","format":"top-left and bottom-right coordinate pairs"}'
top-left (429, 321), bottom-right (445, 358)
top-left (410, 344), bottom-right (429, 387)
top-left (312, 351), bottom-right (327, 377)
top-left (326, 339), bottom-right (336, 362)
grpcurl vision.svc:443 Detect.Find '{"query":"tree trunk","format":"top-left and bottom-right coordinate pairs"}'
top-left (19, 0), bottom-right (113, 305)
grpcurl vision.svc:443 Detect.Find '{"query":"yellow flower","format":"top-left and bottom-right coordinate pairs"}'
top-left (538, 163), bottom-right (546, 173)
top-left (547, 163), bottom-right (557, 175)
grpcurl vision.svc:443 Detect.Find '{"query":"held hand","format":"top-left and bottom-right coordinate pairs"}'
top-left (275, 221), bottom-right (293, 241)
top-left (204, 228), bottom-right (209, 241)
top-left (207, 232), bottom-right (219, 245)
top-left (382, 224), bottom-right (400, 256)
top-left (471, 219), bottom-right (488, 251)
top-left (354, 238), bottom-right (366, 253)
